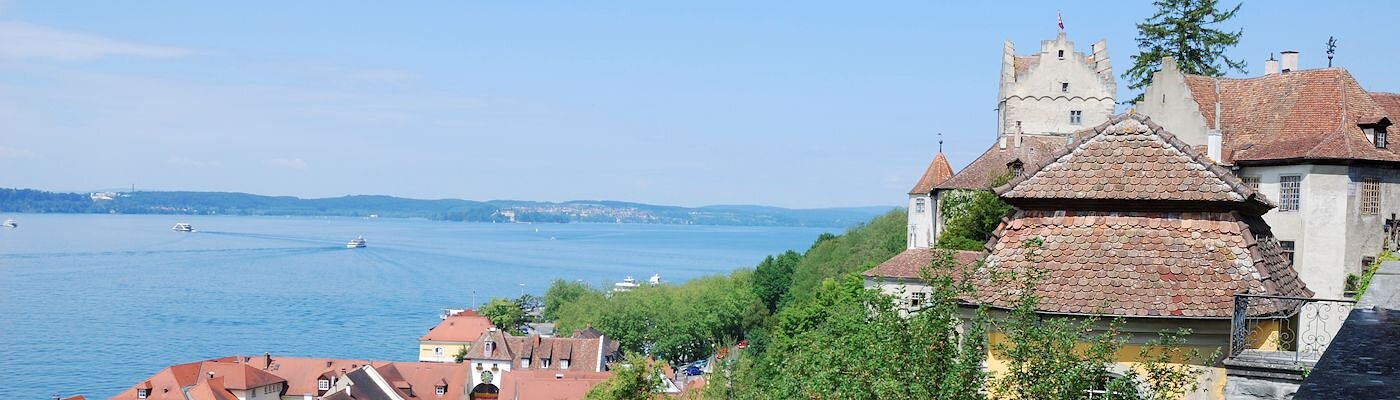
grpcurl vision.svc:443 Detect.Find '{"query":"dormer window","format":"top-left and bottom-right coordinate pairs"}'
top-left (542, 359), bottom-right (552, 369)
top-left (1376, 125), bottom-right (1388, 148)
top-left (560, 359), bottom-right (570, 369)
top-left (521, 358), bottom-right (530, 368)
top-left (318, 379), bottom-right (331, 391)
top-left (1008, 160), bottom-right (1025, 177)
top-left (1360, 118), bottom-right (1390, 148)
top-left (138, 389), bottom-right (149, 399)
top-left (435, 385), bottom-right (447, 396)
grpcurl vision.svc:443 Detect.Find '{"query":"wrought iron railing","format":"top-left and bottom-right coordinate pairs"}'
top-left (1229, 294), bottom-right (1356, 364)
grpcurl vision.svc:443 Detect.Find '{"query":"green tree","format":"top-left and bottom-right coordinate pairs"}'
top-left (1123, 0), bottom-right (1246, 103)
top-left (936, 172), bottom-right (1012, 251)
top-left (751, 250), bottom-right (802, 313)
top-left (585, 353), bottom-right (667, 400)
top-left (480, 297), bottom-right (525, 333)
top-left (452, 345), bottom-right (470, 363)
top-left (784, 209), bottom-right (908, 305)
top-left (542, 279), bottom-right (603, 321)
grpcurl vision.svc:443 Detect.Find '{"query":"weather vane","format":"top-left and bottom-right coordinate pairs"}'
top-left (938, 132), bottom-right (944, 153)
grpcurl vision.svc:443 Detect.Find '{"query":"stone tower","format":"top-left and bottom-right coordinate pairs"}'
top-left (996, 32), bottom-right (1115, 139)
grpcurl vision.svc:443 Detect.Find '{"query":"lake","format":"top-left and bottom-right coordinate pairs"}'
top-left (0, 214), bottom-right (830, 399)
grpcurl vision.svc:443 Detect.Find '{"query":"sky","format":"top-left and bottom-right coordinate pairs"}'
top-left (1, 1), bottom-right (1396, 208)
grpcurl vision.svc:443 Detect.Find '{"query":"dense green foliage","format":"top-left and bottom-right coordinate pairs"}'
top-left (784, 210), bottom-right (908, 305)
top-left (1123, 0), bottom-right (1246, 103)
top-left (0, 187), bottom-right (887, 227)
top-left (585, 353), bottom-right (669, 400)
top-left (935, 172), bottom-right (1013, 251)
top-left (549, 271), bottom-right (766, 362)
top-left (480, 297), bottom-right (526, 332)
top-left (543, 280), bottom-right (605, 322)
top-left (750, 251), bottom-right (800, 313)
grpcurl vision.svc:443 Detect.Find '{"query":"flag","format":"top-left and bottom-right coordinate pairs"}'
top-left (1057, 11), bottom-right (1064, 30)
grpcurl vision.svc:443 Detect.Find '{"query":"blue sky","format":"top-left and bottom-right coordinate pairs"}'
top-left (1, 1), bottom-right (1395, 208)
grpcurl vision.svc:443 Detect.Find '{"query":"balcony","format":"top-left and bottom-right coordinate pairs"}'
top-left (1226, 294), bottom-right (1356, 376)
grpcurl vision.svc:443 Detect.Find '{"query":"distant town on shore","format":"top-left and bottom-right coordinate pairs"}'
top-left (0, 187), bottom-right (890, 228)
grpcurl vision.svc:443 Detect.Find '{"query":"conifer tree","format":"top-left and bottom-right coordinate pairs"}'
top-left (1123, 0), bottom-right (1246, 103)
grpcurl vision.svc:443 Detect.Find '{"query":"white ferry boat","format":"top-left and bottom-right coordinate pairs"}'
top-left (171, 223), bottom-right (193, 232)
top-left (346, 236), bottom-right (367, 248)
top-left (3, 219), bottom-right (16, 228)
top-left (613, 276), bottom-right (640, 292)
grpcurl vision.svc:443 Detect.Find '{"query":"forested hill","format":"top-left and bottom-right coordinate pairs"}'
top-left (0, 188), bottom-right (889, 228)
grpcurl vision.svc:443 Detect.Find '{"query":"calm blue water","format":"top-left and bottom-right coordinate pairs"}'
top-left (0, 214), bottom-right (828, 399)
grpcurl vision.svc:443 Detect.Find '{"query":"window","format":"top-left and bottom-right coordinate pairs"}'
top-left (915, 198), bottom-right (926, 213)
top-left (1057, 49), bottom-right (1065, 58)
top-left (1280, 241), bottom-right (1296, 265)
top-left (1009, 160), bottom-right (1025, 177)
top-left (138, 389), bottom-right (149, 399)
top-left (561, 359), bottom-right (570, 369)
top-left (436, 385), bottom-right (447, 396)
top-left (1241, 176), bottom-right (1260, 191)
top-left (909, 292), bottom-right (927, 308)
top-left (1280, 175), bottom-right (1301, 211)
top-left (434, 346), bottom-right (443, 355)
top-left (1061, 82), bottom-right (1069, 92)
top-left (1362, 177), bottom-right (1381, 215)
top-left (1378, 126), bottom-right (1387, 148)
top-left (542, 359), bottom-right (552, 369)
top-left (318, 379), bottom-right (331, 391)
top-left (1070, 110), bottom-right (1083, 125)
top-left (908, 225), bottom-right (916, 247)
top-left (521, 358), bottom-right (530, 368)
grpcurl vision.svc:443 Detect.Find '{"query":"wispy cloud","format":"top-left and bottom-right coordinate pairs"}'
top-left (167, 155), bottom-right (220, 167)
top-left (0, 21), bottom-right (196, 61)
top-left (264, 158), bottom-right (308, 169)
top-left (0, 145), bottom-right (35, 159)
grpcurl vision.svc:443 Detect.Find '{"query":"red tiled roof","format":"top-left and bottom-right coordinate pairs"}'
top-left (184, 377), bottom-right (238, 400)
top-left (936, 135), bottom-right (1067, 190)
top-left (195, 362), bottom-right (286, 390)
top-left (1013, 56), bottom-right (1039, 77)
top-left (970, 114), bottom-right (1311, 318)
top-left (979, 210), bottom-right (1311, 317)
top-left (1183, 68), bottom-right (1400, 163)
top-left (863, 248), bottom-right (985, 280)
top-left (498, 370), bottom-right (612, 400)
top-left (997, 114), bottom-right (1271, 210)
top-left (1372, 92), bottom-right (1400, 120)
top-left (61, 396), bottom-right (86, 400)
top-left (420, 312), bottom-right (494, 342)
top-left (464, 331), bottom-right (617, 373)
top-left (115, 356), bottom-right (469, 400)
top-left (908, 153), bottom-right (955, 194)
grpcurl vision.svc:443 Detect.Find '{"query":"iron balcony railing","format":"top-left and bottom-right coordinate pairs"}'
top-left (1229, 293), bottom-right (1357, 365)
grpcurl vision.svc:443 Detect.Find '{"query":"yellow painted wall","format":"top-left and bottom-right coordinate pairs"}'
top-left (1243, 319), bottom-right (1285, 351)
top-left (419, 341), bottom-right (470, 363)
top-left (984, 332), bottom-right (1228, 400)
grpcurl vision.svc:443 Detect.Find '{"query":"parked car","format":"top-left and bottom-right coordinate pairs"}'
top-left (684, 366), bottom-right (704, 376)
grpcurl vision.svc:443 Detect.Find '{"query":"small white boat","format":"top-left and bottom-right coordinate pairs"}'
top-left (648, 273), bottom-right (662, 286)
top-left (613, 276), bottom-right (640, 292)
top-left (171, 223), bottom-right (193, 232)
top-left (3, 219), bottom-right (16, 228)
top-left (346, 236), bottom-right (367, 248)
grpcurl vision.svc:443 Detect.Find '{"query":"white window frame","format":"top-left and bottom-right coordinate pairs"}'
top-left (561, 359), bottom-right (570, 369)
top-left (436, 385), bottom-right (447, 396)
top-left (318, 379), bottom-right (331, 391)
top-left (434, 346), bottom-right (443, 355)
top-left (138, 389), bottom-right (149, 399)
top-left (914, 198), bottom-right (926, 213)
top-left (1070, 110), bottom-right (1083, 125)
top-left (1279, 175), bottom-right (1302, 211)
top-left (521, 358), bottom-right (530, 368)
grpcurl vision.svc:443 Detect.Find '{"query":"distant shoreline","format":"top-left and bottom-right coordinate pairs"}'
top-left (0, 188), bottom-right (891, 228)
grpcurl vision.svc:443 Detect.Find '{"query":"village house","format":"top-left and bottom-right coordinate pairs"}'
top-left (1136, 53), bottom-right (1400, 299)
top-left (111, 354), bottom-right (469, 400)
top-left (419, 310), bottom-right (494, 363)
top-left (459, 328), bottom-right (621, 400)
top-left (867, 113), bottom-right (1317, 399)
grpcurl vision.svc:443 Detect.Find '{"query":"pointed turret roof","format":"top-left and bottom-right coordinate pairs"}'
top-left (908, 153), bottom-right (954, 195)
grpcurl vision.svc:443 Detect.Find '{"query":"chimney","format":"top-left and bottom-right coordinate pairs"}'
top-left (1264, 55), bottom-right (1279, 75)
top-left (264, 352), bottom-right (272, 369)
top-left (1207, 130), bottom-right (1222, 162)
top-left (207, 371), bottom-right (216, 379)
top-left (1280, 51), bottom-right (1299, 73)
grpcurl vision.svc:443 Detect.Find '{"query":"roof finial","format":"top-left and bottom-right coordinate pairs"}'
top-left (938, 132), bottom-right (943, 153)
top-left (1057, 10), bottom-right (1064, 31)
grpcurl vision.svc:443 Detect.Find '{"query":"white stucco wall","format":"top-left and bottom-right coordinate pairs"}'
top-left (998, 33), bottom-right (1115, 137)
top-left (908, 194), bottom-right (935, 249)
top-left (1243, 165), bottom-right (1350, 298)
top-left (1135, 57), bottom-right (1211, 146)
